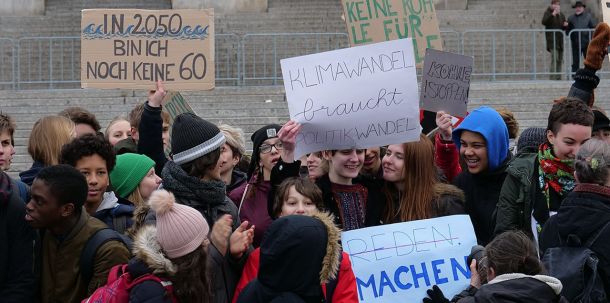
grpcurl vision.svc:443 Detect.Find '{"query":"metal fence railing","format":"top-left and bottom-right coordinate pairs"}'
top-left (2, 29), bottom-right (607, 89)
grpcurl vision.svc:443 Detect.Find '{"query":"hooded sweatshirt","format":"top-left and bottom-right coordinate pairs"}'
top-left (451, 106), bottom-right (510, 245)
top-left (457, 273), bottom-right (567, 303)
top-left (94, 192), bottom-right (134, 234)
top-left (236, 213), bottom-right (341, 303)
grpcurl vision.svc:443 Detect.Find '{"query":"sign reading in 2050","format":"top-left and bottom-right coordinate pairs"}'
top-left (81, 9), bottom-right (215, 90)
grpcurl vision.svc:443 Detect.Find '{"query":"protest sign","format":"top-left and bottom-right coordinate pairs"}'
top-left (280, 39), bottom-right (421, 158)
top-left (420, 48), bottom-right (473, 117)
top-left (341, 0), bottom-right (442, 65)
top-left (81, 9), bottom-right (215, 90)
top-left (341, 215), bottom-right (477, 303)
top-left (162, 91), bottom-right (196, 155)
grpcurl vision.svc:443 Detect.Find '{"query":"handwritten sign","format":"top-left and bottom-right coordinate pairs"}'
top-left (81, 9), bottom-right (215, 90)
top-left (341, 215), bottom-right (477, 303)
top-left (280, 39), bottom-right (421, 158)
top-left (420, 49), bottom-right (473, 117)
top-left (162, 91), bottom-right (196, 156)
top-left (341, 0), bottom-right (442, 65)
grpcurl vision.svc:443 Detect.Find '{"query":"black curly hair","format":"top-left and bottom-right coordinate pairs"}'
top-left (59, 133), bottom-right (116, 172)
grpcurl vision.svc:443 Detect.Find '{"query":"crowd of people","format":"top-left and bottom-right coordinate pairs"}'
top-left (1, 18), bottom-right (610, 303)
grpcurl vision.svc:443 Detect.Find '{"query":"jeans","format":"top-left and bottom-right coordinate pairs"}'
top-left (571, 41), bottom-right (588, 74)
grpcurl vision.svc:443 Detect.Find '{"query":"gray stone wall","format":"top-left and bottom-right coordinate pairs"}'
top-left (0, 0), bottom-right (44, 16)
top-left (172, 0), bottom-right (268, 13)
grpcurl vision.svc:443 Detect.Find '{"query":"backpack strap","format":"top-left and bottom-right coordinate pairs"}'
top-left (128, 273), bottom-right (178, 303)
top-left (585, 221), bottom-right (610, 248)
top-left (325, 251), bottom-right (343, 303)
top-left (112, 215), bottom-right (128, 234)
top-left (80, 228), bottom-right (127, 286)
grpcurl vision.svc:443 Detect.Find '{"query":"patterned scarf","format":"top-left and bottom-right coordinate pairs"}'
top-left (331, 183), bottom-right (368, 231)
top-left (538, 142), bottom-right (575, 207)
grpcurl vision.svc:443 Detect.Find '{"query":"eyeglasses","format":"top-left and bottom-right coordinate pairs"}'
top-left (260, 142), bottom-right (283, 154)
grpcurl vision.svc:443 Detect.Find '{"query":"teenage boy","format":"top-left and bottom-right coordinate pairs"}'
top-left (25, 165), bottom-right (129, 303)
top-left (0, 113), bottom-right (29, 201)
top-left (60, 134), bottom-right (134, 234)
top-left (59, 107), bottom-right (101, 137)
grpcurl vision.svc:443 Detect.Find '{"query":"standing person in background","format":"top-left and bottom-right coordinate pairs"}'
top-left (592, 108), bottom-right (610, 143)
top-left (361, 147), bottom-right (383, 179)
top-left (104, 116), bottom-right (132, 146)
top-left (542, 0), bottom-right (567, 80)
top-left (568, 1), bottom-right (596, 74)
top-left (237, 124), bottom-right (282, 247)
top-left (435, 107), bottom-right (510, 245)
top-left (59, 107), bottom-right (101, 137)
top-left (382, 134), bottom-right (465, 224)
top-left (0, 168), bottom-right (36, 303)
top-left (20, 116), bottom-right (75, 186)
top-left (218, 124), bottom-right (248, 205)
top-left (60, 134), bottom-right (134, 234)
top-left (497, 109), bottom-right (520, 156)
top-left (0, 113), bottom-right (30, 202)
top-left (25, 165), bottom-right (129, 303)
top-left (495, 99), bottom-right (593, 239)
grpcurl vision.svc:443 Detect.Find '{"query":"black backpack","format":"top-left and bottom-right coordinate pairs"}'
top-left (80, 228), bottom-right (132, 286)
top-left (542, 222), bottom-right (610, 302)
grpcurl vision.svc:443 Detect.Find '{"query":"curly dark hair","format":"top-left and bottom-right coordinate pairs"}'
top-left (36, 164), bottom-right (88, 214)
top-left (59, 133), bottom-right (116, 172)
top-left (59, 107), bottom-right (101, 132)
top-left (170, 246), bottom-right (212, 303)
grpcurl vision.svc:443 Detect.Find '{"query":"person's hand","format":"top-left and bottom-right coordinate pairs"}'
top-left (209, 214), bottom-right (232, 256)
top-left (229, 221), bottom-right (255, 259)
top-left (148, 80), bottom-right (167, 108)
top-left (469, 259), bottom-right (482, 288)
top-left (563, 21), bottom-right (569, 27)
top-left (277, 120), bottom-right (301, 163)
top-left (422, 285), bottom-right (449, 303)
top-left (435, 111), bottom-right (453, 141)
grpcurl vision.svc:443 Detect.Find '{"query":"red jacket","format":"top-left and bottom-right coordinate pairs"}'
top-left (434, 133), bottom-right (462, 183)
top-left (233, 248), bottom-right (359, 303)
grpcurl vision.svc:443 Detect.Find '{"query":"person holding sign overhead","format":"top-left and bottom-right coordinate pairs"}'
top-left (270, 120), bottom-right (385, 231)
top-left (434, 107), bottom-right (510, 245)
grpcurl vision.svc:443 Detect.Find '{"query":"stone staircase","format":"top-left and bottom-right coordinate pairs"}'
top-left (3, 80), bottom-right (610, 176)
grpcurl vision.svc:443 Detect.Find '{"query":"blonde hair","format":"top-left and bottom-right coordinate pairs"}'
top-left (28, 116), bottom-right (75, 165)
top-left (218, 124), bottom-right (246, 157)
top-left (104, 116), bottom-right (129, 139)
top-left (126, 186), bottom-right (145, 207)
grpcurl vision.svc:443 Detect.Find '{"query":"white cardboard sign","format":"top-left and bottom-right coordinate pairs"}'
top-left (281, 39), bottom-right (421, 158)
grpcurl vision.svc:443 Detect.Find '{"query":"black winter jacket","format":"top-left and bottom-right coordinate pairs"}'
top-left (0, 172), bottom-right (37, 302)
top-left (539, 183), bottom-right (610, 295)
top-left (453, 158), bottom-right (509, 245)
top-left (138, 101), bottom-right (168, 176)
top-left (456, 273), bottom-right (567, 303)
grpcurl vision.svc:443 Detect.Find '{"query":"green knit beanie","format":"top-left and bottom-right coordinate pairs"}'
top-left (110, 153), bottom-right (155, 199)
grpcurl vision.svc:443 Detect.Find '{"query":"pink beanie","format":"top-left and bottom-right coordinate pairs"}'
top-left (149, 189), bottom-right (210, 259)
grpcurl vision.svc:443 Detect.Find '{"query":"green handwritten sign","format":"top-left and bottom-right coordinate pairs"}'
top-left (341, 0), bottom-right (442, 65)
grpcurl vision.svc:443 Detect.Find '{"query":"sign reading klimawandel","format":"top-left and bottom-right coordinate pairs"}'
top-left (280, 39), bottom-right (421, 158)
top-left (81, 9), bottom-right (215, 90)
top-left (342, 215), bottom-right (478, 303)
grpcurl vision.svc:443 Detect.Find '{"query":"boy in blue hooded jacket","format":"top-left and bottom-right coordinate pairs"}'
top-left (436, 106), bottom-right (510, 245)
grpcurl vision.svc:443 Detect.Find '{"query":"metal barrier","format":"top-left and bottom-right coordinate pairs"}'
top-left (3, 29), bottom-right (609, 89)
top-left (0, 38), bottom-right (16, 90)
top-left (241, 33), bottom-right (349, 85)
top-left (461, 29), bottom-right (567, 80)
top-left (17, 37), bottom-right (80, 89)
top-left (565, 29), bottom-right (610, 78)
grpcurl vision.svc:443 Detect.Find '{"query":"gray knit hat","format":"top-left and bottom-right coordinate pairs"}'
top-left (171, 113), bottom-right (225, 165)
top-left (517, 127), bottom-right (546, 154)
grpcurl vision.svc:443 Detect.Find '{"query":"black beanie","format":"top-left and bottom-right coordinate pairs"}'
top-left (516, 127), bottom-right (546, 154)
top-left (593, 110), bottom-right (610, 132)
top-left (247, 124), bottom-right (281, 180)
top-left (171, 113), bottom-right (225, 165)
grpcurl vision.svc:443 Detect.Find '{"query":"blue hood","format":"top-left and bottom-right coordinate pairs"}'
top-left (452, 106), bottom-right (509, 172)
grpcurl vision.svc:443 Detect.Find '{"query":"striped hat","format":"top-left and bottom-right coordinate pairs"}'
top-left (171, 113), bottom-right (225, 165)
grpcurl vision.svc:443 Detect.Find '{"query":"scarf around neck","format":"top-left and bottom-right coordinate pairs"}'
top-left (538, 142), bottom-right (575, 207)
